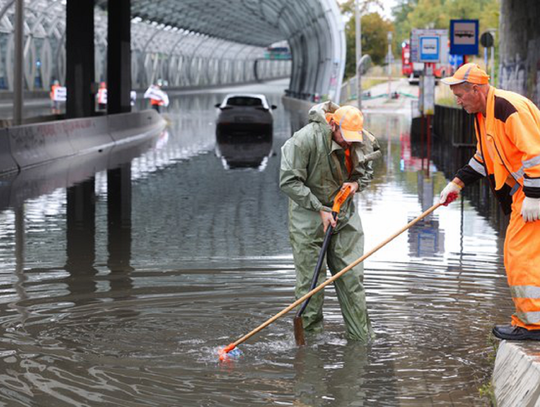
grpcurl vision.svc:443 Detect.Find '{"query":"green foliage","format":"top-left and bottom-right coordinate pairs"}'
top-left (478, 332), bottom-right (499, 406)
top-left (343, 11), bottom-right (394, 79)
top-left (392, 0), bottom-right (417, 55)
top-left (340, 0), bottom-right (501, 80)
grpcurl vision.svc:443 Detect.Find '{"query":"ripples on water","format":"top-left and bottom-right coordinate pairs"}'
top-left (0, 81), bottom-right (513, 406)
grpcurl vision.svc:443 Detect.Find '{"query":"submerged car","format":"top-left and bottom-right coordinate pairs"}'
top-left (214, 94), bottom-right (276, 170)
top-left (215, 94), bottom-right (277, 139)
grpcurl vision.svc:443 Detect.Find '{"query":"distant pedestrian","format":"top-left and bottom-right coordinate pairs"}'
top-left (144, 80), bottom-right (169, 113)
top-left (97, 82), bottom-right (107, 111)
top-left (50, 80), bottom-right (66, 114)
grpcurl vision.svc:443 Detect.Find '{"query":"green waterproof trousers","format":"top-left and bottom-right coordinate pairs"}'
top-left (291, 214), bottom-right (372, 342)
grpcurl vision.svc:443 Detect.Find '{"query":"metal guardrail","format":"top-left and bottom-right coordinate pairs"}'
top-left (433, 104), bottom-right (476, 148)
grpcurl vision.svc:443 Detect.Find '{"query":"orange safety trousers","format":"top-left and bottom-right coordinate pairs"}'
top-left (505, 188), bottom-right (540, 330)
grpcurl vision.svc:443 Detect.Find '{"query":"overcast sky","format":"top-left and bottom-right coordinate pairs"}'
top-left (337, 0), bottom-right (398, 21)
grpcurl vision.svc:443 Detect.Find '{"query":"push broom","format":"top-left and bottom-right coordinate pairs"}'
top-left (218, 196), bottom-right (452, 361)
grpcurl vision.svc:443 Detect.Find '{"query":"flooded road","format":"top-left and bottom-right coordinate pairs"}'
top-left (0, 79), bottom-right (513, 406)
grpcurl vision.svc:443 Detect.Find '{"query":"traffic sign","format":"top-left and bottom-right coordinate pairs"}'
top-left (420, 37), bottom-right (439, 62)
top-left (480, 31), bottom-right (494, 48)
top-left (450, 19), bottom-right (478, 55)
top-left (410, 29), bottom-right (447, 63)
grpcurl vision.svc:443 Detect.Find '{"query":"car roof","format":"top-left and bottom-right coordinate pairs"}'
top-left (224, 93), bottom-right (267, 101)
top-left (221, 93), bottom-right (270, 108)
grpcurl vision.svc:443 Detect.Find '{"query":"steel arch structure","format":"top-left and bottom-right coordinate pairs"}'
top-left (0, 0), bottom-right (345, 101)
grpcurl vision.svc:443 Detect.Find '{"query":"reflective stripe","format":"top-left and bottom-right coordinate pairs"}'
top-left (462, 65), bottom-right (474, 81)
top-left (515, 311), bottom-right (540, 325)
top-left (523, 154), bottom-right (540, 169)
top-left (475, 151), bottom-right (483, 161)
top-left (513, 167), bottom-right (524, 180)
top-left (523, 177), bottom-right (540, 188)
top-left (510, 285), bottom-right (540, 299)
top-left (468, 157), bottom-right (486, 176)
top-left (510, 183), bottom-right (521, 196)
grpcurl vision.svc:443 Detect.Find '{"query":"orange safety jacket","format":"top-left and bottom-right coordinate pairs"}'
top-left (456, 86), bottom-right (540, 204)
top-left (50, 84), bottom-right (60, 100)
top-left (454, 86), bottom-right (540, 329)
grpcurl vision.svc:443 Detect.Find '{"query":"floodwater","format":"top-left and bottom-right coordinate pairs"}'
top-left (0, 79), bottom-right (512, 406)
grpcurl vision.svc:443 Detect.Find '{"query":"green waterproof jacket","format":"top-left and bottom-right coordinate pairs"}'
top-left (280, 101), bottom-right (381, 236)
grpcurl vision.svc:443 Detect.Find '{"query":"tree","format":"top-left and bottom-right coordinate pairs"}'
top-left (343, 11), bottom-right (394, 79)
top-left (392, 0), bottom-right (417, 55)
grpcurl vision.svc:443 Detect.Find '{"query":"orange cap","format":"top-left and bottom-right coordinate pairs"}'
top-left (441, 63), bottom-right (490, 86)
top-left (326, 106), bottom-right (364, 142)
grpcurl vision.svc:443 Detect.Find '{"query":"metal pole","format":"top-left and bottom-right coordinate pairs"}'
top-left (13, 0), bottom-right (23, 125)
top-left (355, 0), bottom-right (361, 109)
top-left (490, 46), bottom-right (495, 82)
top-left (387, 31), bottom-right (392, 100)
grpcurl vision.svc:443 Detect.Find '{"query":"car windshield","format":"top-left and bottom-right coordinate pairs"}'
top-left (226, 97), bottom-right (263, 107)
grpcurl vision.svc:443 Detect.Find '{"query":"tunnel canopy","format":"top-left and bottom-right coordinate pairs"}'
top-left (96, 0), bottom-right (346, 101)
top-left (0, 0), bottom-right (344, 102)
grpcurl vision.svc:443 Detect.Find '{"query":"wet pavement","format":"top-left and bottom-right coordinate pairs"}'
top-left (0, 79), bottom-right (513, 406)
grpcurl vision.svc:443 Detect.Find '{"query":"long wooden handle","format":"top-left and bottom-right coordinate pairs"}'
top-left (229, 202), bottom-right (442, 349)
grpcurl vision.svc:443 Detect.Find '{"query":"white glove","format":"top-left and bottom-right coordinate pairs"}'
top-left (439, 181), bottom-right (462, 205)
top-left (521, 196), bottom-right (540, 222)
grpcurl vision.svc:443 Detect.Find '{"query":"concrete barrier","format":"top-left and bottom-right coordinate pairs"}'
top-left (108, 110), bottom-right (165, 143)
top-left (0, 110), bottom-right (166, 176)
top-left (8, 121), bottom-right (75, 169)
top-left (0, 128), bottom-right (18, 176)
top-left (492, 340), bottom-right (540, 406)
top-left (62, 116), bottom-right (115, 153)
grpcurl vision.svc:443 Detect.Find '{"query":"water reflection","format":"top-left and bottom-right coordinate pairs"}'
top-left (215, 129), bottom-right (273, 170)
top-left (293, 342), bottom-right (399, 406)
top-left (0, 80), bottom-right (515, 406)
top-left (107, 165), bottom-right (134, 297)
top-left (64, 178), bottom-right (98, 303)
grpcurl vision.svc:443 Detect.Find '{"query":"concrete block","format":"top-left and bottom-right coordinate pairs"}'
top-left (493, 340), bottom-right (540, 406)
top-left (0, 128), bottom-right (18, 176)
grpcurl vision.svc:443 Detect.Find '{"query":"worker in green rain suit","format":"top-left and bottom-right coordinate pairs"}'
top-left (280, 102), bottom-right (381, 341)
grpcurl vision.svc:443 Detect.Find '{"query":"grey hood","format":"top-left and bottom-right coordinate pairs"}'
top-left (307, 101), bottom-right (340, 125)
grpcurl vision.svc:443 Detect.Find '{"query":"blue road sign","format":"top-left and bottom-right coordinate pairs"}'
top-left (419, 36), bottom-right (440, 62)
top-left (450, 19), bottom-right (478, 55)
top-left (448, 54), bottom-right (464, 69)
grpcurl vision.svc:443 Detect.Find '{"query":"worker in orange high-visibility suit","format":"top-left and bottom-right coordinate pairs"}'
top-left (144, 80), bottom-right (169, 113)
top-left (50, 79), bottom-right (62, 114)
top-left (439, 63), bottom-right (540, 341)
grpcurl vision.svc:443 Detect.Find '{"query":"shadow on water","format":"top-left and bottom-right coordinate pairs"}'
top-left (0, 79), bottom-right (514, 405)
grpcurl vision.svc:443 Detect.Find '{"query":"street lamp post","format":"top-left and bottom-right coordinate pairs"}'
top-left (355, 0), bottom-right (361, 109)
top-left (13, 0), bottom-right (24, 125)
top-left (387, 31), bottom-right (393, 100)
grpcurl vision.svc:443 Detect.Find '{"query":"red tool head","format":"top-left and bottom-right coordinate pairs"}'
top-left (218, 343), bottom-right (236, 361)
